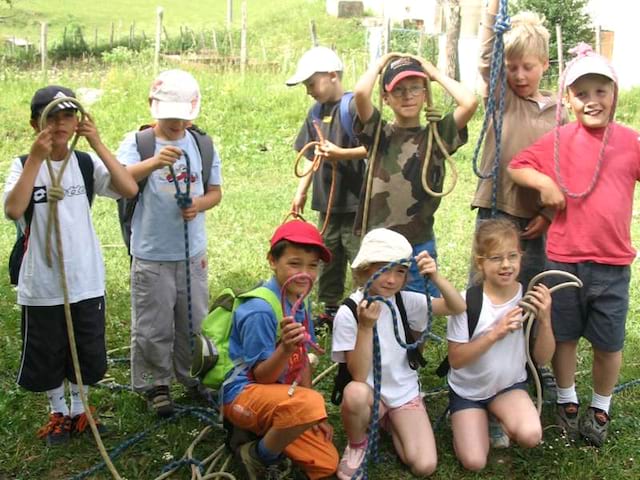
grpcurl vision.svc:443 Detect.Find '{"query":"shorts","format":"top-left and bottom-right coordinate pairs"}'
top-left (449, 381), bottom-right (528, 414)
top-left (378, 395), bottom-right (426, 431)
top-left (17, 296), bottom-right (107, 392)
top-left (546, 260), bottom-right (630, 352)
top-left (406, 239), bottom-right (441, 297)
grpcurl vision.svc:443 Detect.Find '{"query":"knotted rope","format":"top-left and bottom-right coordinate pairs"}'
top-left (361, 52), bottom-right (458, 235)
top-left (470, 0), bottom-right (510, 217)
top-left (38, 97), bottom-right (124, 480)
top-left (352, 259), bottom-right (433, 480)
top-left (169, 152), bottom-right (196, 354)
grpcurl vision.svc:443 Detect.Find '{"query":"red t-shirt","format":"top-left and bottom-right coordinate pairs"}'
top-left (510, 121), bottom-right (640, 265)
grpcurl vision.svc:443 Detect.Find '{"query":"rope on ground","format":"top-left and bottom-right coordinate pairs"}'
top-left (352, 260), bottom-right (434, 480)
top-left (470, 0), bottom-right (510, 216)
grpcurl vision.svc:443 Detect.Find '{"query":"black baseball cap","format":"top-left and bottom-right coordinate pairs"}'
top-left (30, 85), bottom-right (77, 120)
top-left (382, 57), bottom-right (427, 92)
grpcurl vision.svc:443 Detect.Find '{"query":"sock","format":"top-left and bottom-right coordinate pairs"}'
top-left (349, 437), bottom-right (368, 449)
top-left (69, 383), bottom-right (89, 417)
top-left (556, 384), bottom-right (579, 405)
top-left (590, 392), bottom-right (612, 414)
top-left (256, 438), bottom-right (281, 464)
top-left (46, 384), bottom-right (69, 416)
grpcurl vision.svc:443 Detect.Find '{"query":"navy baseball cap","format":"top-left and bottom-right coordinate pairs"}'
top-left (30, 85), bottom-right (77, 120)
top-left (382, 57), bottom-right (427, 92)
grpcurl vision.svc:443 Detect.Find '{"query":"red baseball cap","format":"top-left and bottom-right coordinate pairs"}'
top-left (383, 57), bottom-right (427, 92)
top-left (270, 221), bottom-right (332, 263)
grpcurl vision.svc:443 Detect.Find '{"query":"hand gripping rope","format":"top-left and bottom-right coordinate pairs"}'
top-left (361, 52), bottom-right (458, 235)
top-left (519, 270), bottom-right (582, 414)
top-left (278, 272), bottom-right (325, 396)
top-left (352, 260), bottom-right (434, 480)
top-left (293, 120), bottom-right (337, 235)
top-left (470, 0), bottom-right (510, 217)
top-left (37, 97), bottom-right (124, 480)
top-left (169, 153), bottom-right (196, 355)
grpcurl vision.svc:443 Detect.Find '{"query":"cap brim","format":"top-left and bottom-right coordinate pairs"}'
top-left (385, 71), bottom-right (427, 92)
top-left (150, 99), bottom-right (199, 120)
top-left (284, 234), bottom-right (332, 262)
top-left (285, 70), bottom-right (312, 86)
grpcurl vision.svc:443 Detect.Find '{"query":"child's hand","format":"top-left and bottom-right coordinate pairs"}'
top-left (415, 250), bottom-right (437, 278)
top-left (420, 60), bottom-right (440, 81)
top-left (180, 198), bottom-right (198, 221)
top-left (154, 146), bottom-right (182, 169)
top-left (539, 178), bottom-right (566, 210)
top-left (314, 141), bottom-right (344, 162)
top-left (76, 113), bottom-right (101, 148)
top-left (357, 300), bottom-right (381, 328)
top-left (521, 214), bottom-right (550, 240)
top-left (279, 316), bottom-right (306, 354)
top-left (377, 53), bottom-right (397, 73)
top-left (491, 306), bottom-right (524, 341)
top-left (312, 420), bottom-right (334, 441)
top-left (291, 192), bottom-right (307, 214)
top-left (520, 284), bottom-right (552, 324)
top-left (30, 127), bottom-right (53, 162)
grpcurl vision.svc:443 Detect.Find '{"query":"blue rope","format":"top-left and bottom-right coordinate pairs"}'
top-left (352, 259), bottom-right (434, 480)
top-left (470, 0), bottom-right (510, 217)
top-left (169, 152), bottom-right (195, 354)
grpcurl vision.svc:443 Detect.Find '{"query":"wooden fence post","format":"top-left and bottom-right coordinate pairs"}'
top-left (310, 19), bottom-right (318, 47)
top-left (556, 24), bottom-right (563, 78)
top-left (227, 0), bottom-right (233, 28)
top-left (595, 24), bottom-right (601, 54)
top-left (110, 22), bottom-right (114, 49)
top-left (154, 6), bottom-right (163, 75)
top-left (240, 0), bottom-right (247, 76)
top-left (40, 22), bottom-right (48, 81)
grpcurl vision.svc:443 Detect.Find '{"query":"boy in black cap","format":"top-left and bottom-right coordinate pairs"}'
top-left (4, 85), bottom-right (137, 445)
top-left (353, 55), bottom-right (477, 294)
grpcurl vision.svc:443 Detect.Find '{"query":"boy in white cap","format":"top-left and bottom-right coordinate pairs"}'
top-left (117, 69), bottom-right (223, 416)
top-left (287, 46), bottom-right (368, 326)
top-left (4, 85), bottom-right (138, 445)
top-left (509, 44), bottom-right (639, 446)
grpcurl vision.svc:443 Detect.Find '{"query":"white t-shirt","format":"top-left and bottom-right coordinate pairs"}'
top-left (446, 285), bottom-right (527, 401)
top-left (331, 290), bottom-right (428, 408)
top-left (116, 130), bottom-right (223, 261)
top-left (3, 152), bottom-right (116, 306)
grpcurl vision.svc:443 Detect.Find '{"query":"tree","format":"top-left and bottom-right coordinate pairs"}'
top-left (511, 0), bottom-right (594, 69)
top-left (437, 0), bottom-right (461, 82)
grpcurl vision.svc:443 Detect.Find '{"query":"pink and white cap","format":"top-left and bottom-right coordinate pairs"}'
top-left (149, 69), bottom-right (201, 121)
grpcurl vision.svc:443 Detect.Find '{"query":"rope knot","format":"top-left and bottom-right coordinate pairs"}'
top-left (175, 192), bottom-right (192, 209)
top-left (493, 14), bottom-right (511, 34)
top-left (47, 185), bottom-right (65, 203)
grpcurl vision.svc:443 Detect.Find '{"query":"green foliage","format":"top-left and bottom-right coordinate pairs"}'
top-left (511, 0), bottom-right (594, 71)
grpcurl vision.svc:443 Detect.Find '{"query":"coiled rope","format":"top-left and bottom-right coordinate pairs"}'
top-left (470, 0), bottom-right (510, 217)
top-left (352, 260), bottom-right (433, 480)
top-left (361, 52), bottom-right (458, 234)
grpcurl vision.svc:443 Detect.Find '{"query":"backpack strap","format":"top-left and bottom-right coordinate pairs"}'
top-left (331, 298), bottom-right (358, 406)
top-left (187, 125), bottom-right (214, 186)
top-left (238, 286), bottom-right (284, 337)
top-left (339, 91), bottom-right (355, 144)
top-left (396, 292), bottom-right (427, 370)
top-left (134, 128), bottom-right (156, 195)
top-left (75, 151), bottom-right (95, 206)
top-left (435, 284), bottom-right (484, 377)
top-left (18, 155), bottom-right (35, 226)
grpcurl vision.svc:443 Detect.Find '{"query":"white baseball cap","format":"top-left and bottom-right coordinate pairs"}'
top-left (565, 44), bottom-right (617, 87)
top-left (149, 69), bottom-right (201, 120)
top-left (351, 228), bottom-right (413, 269)
top-left (286, 46), bottom-right (343, 86)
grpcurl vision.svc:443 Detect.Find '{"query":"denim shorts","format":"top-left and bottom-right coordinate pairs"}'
top-left (546, 260), bottom-right (630, 352)
top-left (449, 381), bottom-right (529, 414)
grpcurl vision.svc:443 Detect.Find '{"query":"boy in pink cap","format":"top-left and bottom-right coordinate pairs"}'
top-left (117, 69), bottom-right (223, 416)
top-left (222, 220), bottom-right (339, 480)
top-left (509, 44), bottom-right (639, 446)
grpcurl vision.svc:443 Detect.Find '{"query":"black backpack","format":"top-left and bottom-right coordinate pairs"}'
top-left (435, 285), bottom-right (483, 377)
top-left (116, 124), bottom-right (214, 253)
top-left (8, 152), bottom-right (95, 285)
top-left (330, 291), bottom-right (427, 406)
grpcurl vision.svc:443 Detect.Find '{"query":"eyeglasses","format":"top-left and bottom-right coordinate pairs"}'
top-left (389, 86), bottom-right (426, 98)
top-left (479, 252), bottom-right (522, 265)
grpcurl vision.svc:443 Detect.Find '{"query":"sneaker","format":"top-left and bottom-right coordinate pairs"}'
top-left (71, 407), bottom-right (108, 437)
top-left (488, 415), bottom-right (510, 449)
top-left (579, 407), bottom-right (610, 447)
top-left (539, 366), bottom-right (558, 402)
top-left (556, 402), bottom-right (580, 440)
top-left (37, 412), bottom-right (72, 446)
top-left (146, 385), bottom-right (174, 417)
top-left (337, 440), bottom-right (368, 480)
top-left (238, 440), bottom-right (291, 480)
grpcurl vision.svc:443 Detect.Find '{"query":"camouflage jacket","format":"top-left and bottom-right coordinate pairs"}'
top-left (354, 109), bottom-right (467, 245)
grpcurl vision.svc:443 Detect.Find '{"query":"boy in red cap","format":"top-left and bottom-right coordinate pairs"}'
top-left (222, 220), bottom-right (339, 479)
top-left (353, 54), bottom-right (477, 295)
top-left (4, 85), bottom-right (138, 445)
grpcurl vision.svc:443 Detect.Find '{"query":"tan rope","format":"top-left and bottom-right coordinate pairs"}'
top-left (38, 97), bottom-right (123, 480)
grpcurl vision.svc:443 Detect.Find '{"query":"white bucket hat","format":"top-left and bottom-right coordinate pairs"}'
top-left (285, 46), bottom-right (343, 86)
top-left (351, 228), bottom-right (413, 269)
top-left (149, 69), bottom-right (201, 120)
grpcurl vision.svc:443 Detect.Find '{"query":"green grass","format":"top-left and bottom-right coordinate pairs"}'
top-left (1, 4), bottom-right (640, 479)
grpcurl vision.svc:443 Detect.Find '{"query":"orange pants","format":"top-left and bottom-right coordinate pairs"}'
top-left (224, 383), bottom-right (339, 479)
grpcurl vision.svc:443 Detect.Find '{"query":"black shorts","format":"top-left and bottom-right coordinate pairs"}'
top-left (17, 297), bottom-right (107, 392)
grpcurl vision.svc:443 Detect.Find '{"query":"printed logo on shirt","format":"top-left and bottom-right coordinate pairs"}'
top-left (32, 186), bottom-right (47, 203)
top-left (164, 164), bottom-right (197, 185)
top-left (65, 183), bottom-right (87, 198)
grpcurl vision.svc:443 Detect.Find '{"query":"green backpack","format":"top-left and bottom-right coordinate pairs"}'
top-left (191, 285), bottom-right (283, 390)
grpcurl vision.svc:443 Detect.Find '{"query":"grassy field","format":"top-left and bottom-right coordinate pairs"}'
top-left (1, 2), bottom-right (640, 480)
